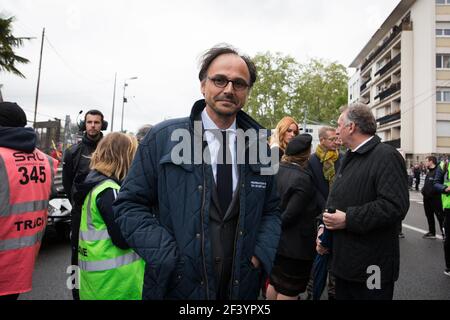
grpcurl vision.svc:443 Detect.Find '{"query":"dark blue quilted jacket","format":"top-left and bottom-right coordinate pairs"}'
top-left (113, 100), bottom-right (281, 300)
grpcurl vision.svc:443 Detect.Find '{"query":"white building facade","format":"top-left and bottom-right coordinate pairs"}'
top-left (349, 0), bottom-right (450, 164)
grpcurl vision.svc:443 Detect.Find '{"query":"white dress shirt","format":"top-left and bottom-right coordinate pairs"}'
top-left (201, 109), bottom-right (238, 193)
top-left (351, 136), bottom-right (374, 152)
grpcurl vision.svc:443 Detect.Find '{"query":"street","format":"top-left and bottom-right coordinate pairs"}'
top-left (19, 190), bottom-right (450, 300)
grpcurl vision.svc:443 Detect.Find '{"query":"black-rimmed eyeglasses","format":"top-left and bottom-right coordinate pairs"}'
top-left (207, 76), bottom-right (249, 91)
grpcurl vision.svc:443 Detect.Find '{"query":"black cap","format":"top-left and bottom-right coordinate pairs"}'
top-left (0, 102), bottom-right (27, 127)
top-left (285, 133), bottom-right (312, 156)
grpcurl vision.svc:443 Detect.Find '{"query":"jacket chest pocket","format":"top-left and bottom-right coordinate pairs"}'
top-left (159, 153), bottom-right (196, 189)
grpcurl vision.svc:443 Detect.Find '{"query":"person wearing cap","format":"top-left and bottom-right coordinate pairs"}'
top-left (0, 102), bottom-right (58, 300)
top-left (323, 103), bottom-right (409, 300)
top-left (266, 134), bottom-right (319, 300)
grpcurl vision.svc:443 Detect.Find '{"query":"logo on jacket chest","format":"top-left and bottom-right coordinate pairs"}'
top-left (250, 181), bottom-right (267, 189)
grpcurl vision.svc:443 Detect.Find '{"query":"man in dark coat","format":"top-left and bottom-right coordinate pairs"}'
top-left (323, 103), bottom-right (409, 300)
top-left (113, 45), bottom-right (281, 300)
top-left (421, 156), bottom-right (444, 239)
top-left (62, 109), bottom-right (106, 300)
top-left (414, 164), bottom-right (421, 191)
top-left (309, 126), bottom-right (342, 213)
top-left (307, 126), bottom-right (342, 300)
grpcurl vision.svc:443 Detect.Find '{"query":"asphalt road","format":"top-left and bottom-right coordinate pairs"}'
top-left (19, 190), bottom-right (450, 300)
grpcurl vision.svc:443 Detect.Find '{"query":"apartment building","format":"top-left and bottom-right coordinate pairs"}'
top-left (348, 0), bottom-right (450, 164)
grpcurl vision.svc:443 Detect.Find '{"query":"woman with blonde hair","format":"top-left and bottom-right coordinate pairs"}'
top-left (73, 132), bottom-right (145, 300)
top-left (267, 134), bottom-right (319, 300)
top-left (270, 117), bottom-right (299, 160)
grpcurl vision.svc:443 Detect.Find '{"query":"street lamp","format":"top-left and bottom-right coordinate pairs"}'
top-left (121, 76), bottom-right (138, 132)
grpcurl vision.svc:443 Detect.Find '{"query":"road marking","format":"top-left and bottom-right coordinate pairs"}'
top-left (402, 223), bottom-right (444, 240)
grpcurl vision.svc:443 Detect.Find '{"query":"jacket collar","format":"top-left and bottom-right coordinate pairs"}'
top-left (188, 99), bottom-right (272, 174)
top-left (82, 132), bottom-right (103, 148)
top-left (352, 135), bottom-right (381, 155)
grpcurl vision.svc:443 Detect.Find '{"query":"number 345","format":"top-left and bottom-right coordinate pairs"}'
top-left (18, 166), bottom-right (46, 185)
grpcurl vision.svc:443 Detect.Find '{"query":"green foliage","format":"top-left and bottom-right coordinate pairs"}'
top-left (246, 52), bottom-right (299, 129)
top-left (295, 59), bottom-right (349, 125)
top-left (245, 52), bottom-right (348, 129)
top-left (0, 16), bottom-right (30, 78)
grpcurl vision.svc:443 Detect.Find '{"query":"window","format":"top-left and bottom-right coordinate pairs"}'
top-left (436, 0), bottom-right (450, 4)
top-left (437, 89), bottom-right (450, 102)
top-left (437, 54), bottom-right (450, 68)
top-left (436, 23), bottom-right (450, 36)
top-left (437, 121), bottom-right (450, 136)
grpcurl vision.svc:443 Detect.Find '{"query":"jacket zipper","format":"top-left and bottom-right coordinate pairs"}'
top-left (200, 164), bottom-right (210, 300)
top-left (228, 165), bottom-right (243, 300)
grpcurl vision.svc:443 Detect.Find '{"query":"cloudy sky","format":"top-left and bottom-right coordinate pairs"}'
top-left (1, 0), bottom-right (400, 133)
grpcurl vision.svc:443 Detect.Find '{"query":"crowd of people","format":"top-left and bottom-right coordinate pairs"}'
top-left (0, 43), bottom-right (447, 301)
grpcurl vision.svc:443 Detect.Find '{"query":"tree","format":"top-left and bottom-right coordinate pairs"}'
top-left (294, 59), bottom-right (348, 125)
top-left (245, 52), bottom-right (348, 128)
top-left (0, 16), bottom-right (30, 78)
top-left (245, 52), bottom-right (299, 129)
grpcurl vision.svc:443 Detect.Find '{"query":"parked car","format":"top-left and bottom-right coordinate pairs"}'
top-left (47, 189), bottom-right (72, 241)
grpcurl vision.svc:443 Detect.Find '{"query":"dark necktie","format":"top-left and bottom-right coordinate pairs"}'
top-left (217, 130), bottom-right (233, 216)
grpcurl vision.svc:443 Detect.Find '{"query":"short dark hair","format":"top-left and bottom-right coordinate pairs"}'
top-left (427, 156), bottom-right (437, 165)
top-left (340, 103), bottom-right (377, 136)
top-left (198, 44), bottom-right (257, 88)
top-left (85, 109), bottom-right (104, 122)
top-left (136, 124), bottom-right (153, 142)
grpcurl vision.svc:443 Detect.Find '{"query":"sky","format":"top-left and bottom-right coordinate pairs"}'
top-left (0, 0), bottom-right (401, 133)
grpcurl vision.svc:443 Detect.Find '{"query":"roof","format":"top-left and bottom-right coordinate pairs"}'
top-left (349, 0), bottom-right (416, 68)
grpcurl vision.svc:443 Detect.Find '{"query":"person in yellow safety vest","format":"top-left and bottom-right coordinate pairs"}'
top-left (433, 159), bottom-right (450, 277)
top-left (74, 132), bottom-right (144, 299)
top-left (0, 102), bottom-right (58, 300)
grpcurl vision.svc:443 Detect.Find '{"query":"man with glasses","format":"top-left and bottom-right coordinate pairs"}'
top-left (322, 104), bottom-right (409, 300)
top-left (113, 44), bottom-right (281, 300)
top-left (306, 126), bottom-right (342, 300)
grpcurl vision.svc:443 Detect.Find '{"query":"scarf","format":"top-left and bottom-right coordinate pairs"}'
top-left (315, 144), bottom-right (339, 186)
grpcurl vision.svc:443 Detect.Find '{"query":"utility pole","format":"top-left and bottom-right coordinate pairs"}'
top-left (33, 28), bottom-right (45, 128)
top-left (63, 115), bottom-right (71, 152)
top-left (110, 72), bottom-right (117, 132)
top-left (121, 81), bottom-right (127, 133)
top-left (121, 76), bottom-right (137, 133)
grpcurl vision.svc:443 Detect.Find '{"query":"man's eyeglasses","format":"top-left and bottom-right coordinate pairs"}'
top-left (327, 137), bottom-right (338, 142)
top-left (208, 76), bottom-right (249, 91)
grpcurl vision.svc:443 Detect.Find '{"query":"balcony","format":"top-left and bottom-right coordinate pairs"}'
top-left (360, 77), bottom-right (372, 93)
top-left (374, 54), bottom-right (401, 78)
top-left (361, 25), bottom-right (401, 72)
top-left (384, 138), bottom-right (400, 149)
top-left (374, 82), bottom-right (401, 101)
top-left (376, 111), bottom-right (401, 126)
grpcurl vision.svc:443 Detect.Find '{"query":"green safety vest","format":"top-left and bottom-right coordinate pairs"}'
top-left (78, 179), bottom-right (145, 300)
top-left (440, 162), bottom-right (450, 209)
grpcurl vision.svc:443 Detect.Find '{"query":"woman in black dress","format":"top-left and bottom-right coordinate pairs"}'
top-left (267, 134), bottom-right (319, 300)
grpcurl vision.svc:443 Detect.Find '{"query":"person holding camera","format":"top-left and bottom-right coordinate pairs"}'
top-left (62, 109), bottom-right (107, 300)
